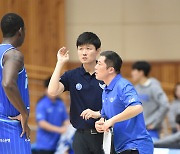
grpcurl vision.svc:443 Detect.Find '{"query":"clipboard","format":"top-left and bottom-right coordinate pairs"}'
top-left (103, 129), bottom-right (113, 154)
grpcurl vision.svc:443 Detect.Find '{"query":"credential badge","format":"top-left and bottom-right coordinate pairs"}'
top-left (76, 83), bottom-right (82, 90)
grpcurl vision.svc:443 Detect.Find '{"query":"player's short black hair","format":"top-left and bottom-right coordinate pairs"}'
top-left (175, 114), bottom-right (180, 125)
top-left (132, 61), bottom-right (151, 77)
top-left (100, 51), bottom-right (122, 74)
top-left (44, 77), bottom-right (51, 88)
top-left (76, 32), bottom-right (101, 50)
top-left (0, 13), bottom-right (24, 37)
top-left (174, 82), bottom-right (180, 99)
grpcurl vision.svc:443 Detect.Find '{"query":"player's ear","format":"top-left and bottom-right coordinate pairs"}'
top-left (18, 27), bottom-right (24, 36)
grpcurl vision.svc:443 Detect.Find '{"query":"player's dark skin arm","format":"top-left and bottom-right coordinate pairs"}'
top-left (2, 49), bottom-right (30, 139)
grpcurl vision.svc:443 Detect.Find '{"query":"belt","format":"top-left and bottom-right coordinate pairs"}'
top-left (118, 149), bottom-right (139, 154)
top-left (77, 129), bottom-right (99, 135)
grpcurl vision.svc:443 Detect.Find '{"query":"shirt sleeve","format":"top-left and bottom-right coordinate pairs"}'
top-left (101, 92), bottom-right (107, 119)
top-left (100, 107), bottom-right (106, 119)
top-left (36, 101), bottom-right (46, 122)
top-left (120, 83), bottom-right (142, 108)
top-left (60, 71), bottom-right (70, 91)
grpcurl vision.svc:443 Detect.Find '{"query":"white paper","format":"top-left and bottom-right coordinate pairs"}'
top-left (103, 131), bottom-right (112, 154)
top-left (154, 148), bottom-right (169, 154)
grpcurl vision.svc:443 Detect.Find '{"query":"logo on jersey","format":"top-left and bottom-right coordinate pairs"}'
top-left (109, 97), bottom-right (115, 103)
top-left (76, 83), bottom-right (82, 90)
top-left (129, 98), bottom-right (136, 103)
top-left (47, 108), bottom-right (53, 113)
top-left (99, 83), bottom-right (106, 89)
top-left (0, 138), bottom-right (10, 143)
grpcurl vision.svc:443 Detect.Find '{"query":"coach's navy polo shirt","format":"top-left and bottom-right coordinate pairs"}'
top-left (60, 65), bottom-right (104, 129)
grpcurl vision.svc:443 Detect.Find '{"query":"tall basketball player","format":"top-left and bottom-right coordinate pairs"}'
top-left (0, 13), bottom-right (31, 154)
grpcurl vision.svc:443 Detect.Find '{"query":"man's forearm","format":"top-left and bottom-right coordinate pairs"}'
top-left (111, 105), bottom-right (143, 124)
top-left (48, 61), bottom-right (64, 96)
top-left (39, 120), bottom-right (65, 134)
top-left (93, 111), bottom-right (101, 119)
top-left (3, 83), bottom-right (28, 116)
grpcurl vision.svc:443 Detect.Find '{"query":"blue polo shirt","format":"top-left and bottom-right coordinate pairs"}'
top-left (36, 96), bottom-right (68, 151)
top-left (101, 74), bottom-right (153, 154)
top-left (60, 66), bottom-right (104, 129)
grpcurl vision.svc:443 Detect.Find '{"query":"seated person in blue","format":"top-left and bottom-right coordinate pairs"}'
top-left (35, 77), bottom-right (69, 154)
top-left (95, 51), bottom-right (154, 154)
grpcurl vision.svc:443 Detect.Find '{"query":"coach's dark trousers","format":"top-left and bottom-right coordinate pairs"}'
top-left (72, 129), bottom-right (104, 154)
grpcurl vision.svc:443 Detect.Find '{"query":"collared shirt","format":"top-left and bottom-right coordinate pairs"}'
top-left (36, 96), bottom-right (68, 150)
top-left (60, 65), bottom-right (104, 129)
top-left (101, 74), bottom-right (153, 153)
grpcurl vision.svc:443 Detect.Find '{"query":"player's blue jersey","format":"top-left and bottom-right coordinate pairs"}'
top-left (0, 44), bottom-right (31, 154)
top-left (0, 44), bottom-right (30, 119)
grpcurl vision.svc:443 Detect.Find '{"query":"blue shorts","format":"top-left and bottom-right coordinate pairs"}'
top-left (0, 118), bottom-right (31, 154)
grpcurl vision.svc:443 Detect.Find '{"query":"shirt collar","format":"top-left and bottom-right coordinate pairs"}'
top-left (79, 65), bottom-right (95, 76)
top-left (105, 74), bottom-right (121, 91)
top-left (79, 65), bottom-right (87, 75)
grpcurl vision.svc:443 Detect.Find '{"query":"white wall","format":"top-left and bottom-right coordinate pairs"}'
top-left (65, 0), bottom-right (180, 61)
